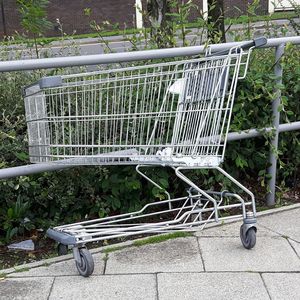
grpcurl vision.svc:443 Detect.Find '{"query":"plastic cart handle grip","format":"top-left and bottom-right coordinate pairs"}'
top-left (240, 36), bottom-right (267, 50)
top-left (208, 37), bottom-right (267, 57)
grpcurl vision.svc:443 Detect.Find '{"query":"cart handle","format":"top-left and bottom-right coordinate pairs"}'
top-left (207, 37), bottom-right (267, 57)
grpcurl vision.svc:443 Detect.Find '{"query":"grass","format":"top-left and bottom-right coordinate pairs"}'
top-left (224, 11), bottom-right (298, 25)
top-left (132, 232), bottom-right (192, 247)
top-left (103, 245), bottom-right (128, 254)
top-left (40, 262), bottom-right (51, 267)
top-left (2, 28), bottom-right (140, 46)
top-left (0, 273), bottom-right (7, 279)
top-left (101, 232), bottom-right (193, 255)
top-left (256, 206), bottom-right (270, 212)
top-left (13, 267), bottom-right (30, 273)
top-left (102, 252), bottom-right (109, 262)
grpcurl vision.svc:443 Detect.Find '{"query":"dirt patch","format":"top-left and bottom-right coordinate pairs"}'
top-left (0, 236), bottom-right (56, 270)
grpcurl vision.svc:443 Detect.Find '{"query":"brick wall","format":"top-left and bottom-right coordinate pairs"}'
top-left (0, 0), bottom-right (22, 36)
top-left (0, 0), bottom-right (136, 37)
top-left (0, 0), bottom-right (269, 38)
top-left (48, 0), bottom-right (137, 35)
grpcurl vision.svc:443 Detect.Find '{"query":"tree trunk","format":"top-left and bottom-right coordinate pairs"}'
top-left (1, 0), bottom-right (7, 38)
top-left (207, 0), bottom-right (226, 43)
top-left (146, 0), bottom-right (174, 48)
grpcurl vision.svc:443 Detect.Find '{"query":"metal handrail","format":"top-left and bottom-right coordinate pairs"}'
top-left (0, 36), bottom-right (300, 206)
top-left (0, 36), bottom-right (299, 72)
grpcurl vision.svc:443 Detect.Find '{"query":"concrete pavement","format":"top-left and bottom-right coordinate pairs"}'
top-left (1, 204), bottom-right (300, 300)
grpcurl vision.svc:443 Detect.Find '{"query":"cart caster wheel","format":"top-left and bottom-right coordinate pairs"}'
top-left (240, 226), bottom-right (256, 249)
top-left (57, 243), bottom-right (68, 256)
top-left (75, 248), bottom-right (94, 277)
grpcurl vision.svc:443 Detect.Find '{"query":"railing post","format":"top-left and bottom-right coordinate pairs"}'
top-left (266, 43), bottom-right (285, 207)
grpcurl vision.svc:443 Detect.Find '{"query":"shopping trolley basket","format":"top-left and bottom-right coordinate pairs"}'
top-left (24, 37), bottom-right (267, 276)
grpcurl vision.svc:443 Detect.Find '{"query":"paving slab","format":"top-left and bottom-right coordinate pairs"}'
top-left (199, 236), bottom-right (300, 272)
top-left (262, 273), bottom-right (300, 300)
top-left (0, 277), bottom-right (54, 300)
top-left (158, 272), bottom-right (269, 300)
top-left (195, 221), bottom-right (278, 237)
top-left (288, 239), bottom-right (300, 258)
top-left (49, 274), bottom-right (156, 300)
top-left (8, 252), bottom-right (105, 277)
top-left (258, 208), bottom-right (300, 242)
top-left (105, 237), bottom-right (203, 274)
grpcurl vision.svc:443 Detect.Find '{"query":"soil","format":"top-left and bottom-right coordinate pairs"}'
top-left (0, 232), bottom-right (141, 271)
top-left (0, 236), bottom-right (56, 270)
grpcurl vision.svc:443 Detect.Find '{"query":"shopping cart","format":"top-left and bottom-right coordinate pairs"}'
top-left (24, 37), bottom-right (267, 277)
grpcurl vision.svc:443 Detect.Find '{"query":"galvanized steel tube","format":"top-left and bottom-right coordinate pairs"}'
top-left (266, 44), bottom-right (285, 206)
top-left (0, 36), bottom-right (299, 72)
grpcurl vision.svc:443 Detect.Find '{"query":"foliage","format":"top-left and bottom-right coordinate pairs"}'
top-left (16, 0), bottom-right (52, 57)
top-left (207, 0), bottom-right (226, 42)
top-left (288, 1), bottom-right (300, 34)
top-left (1, 196), bottom-right (34, 242)
top-left (132, 231), bottom-right (192, 246)
top-left (116, 0), bottom-right (229, 50)
top-left (17, 0), bottom-right (51, 35)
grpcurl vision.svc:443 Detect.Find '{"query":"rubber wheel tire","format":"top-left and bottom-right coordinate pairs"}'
top-left (57, 243), bottom-right (68, 256)
top-left (240, 226), bottom-right (256, 250)
top-left (75, 248), bottom-right (94, 277)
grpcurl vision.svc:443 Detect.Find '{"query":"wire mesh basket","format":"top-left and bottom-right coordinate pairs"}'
top-left (24, 48), bottom-right (250, 167)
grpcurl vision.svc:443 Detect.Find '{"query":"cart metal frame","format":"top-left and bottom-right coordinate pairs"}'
top-left (24, 37), bottom-right (267, 277)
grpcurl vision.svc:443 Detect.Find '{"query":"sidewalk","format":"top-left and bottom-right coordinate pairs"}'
top-left (1, 204), bottom-right (300, 300)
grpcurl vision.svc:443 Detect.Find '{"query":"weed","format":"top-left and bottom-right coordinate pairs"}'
top-left (132, 232), bottom-right (193, 247)
top-left (14, 267), bottom-right (30, 273)
top-left (103, 245), bottom-right (128, 254)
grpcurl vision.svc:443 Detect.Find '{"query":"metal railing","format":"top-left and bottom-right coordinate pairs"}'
top-left (0, 36), bottom-right (300, 206)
